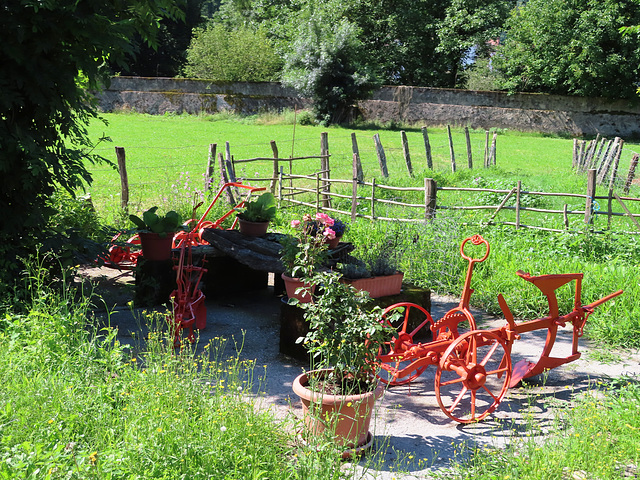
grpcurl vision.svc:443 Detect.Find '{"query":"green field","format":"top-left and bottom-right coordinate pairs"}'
top-left (84, 111), bottom-right (640, 350)
top-left (86, 112), bottom-right (640, 230)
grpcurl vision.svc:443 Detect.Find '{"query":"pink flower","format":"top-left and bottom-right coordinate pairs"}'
top-left (291, 219), bottom-right (301, 228)
top-left (315, 212), bottom-right (328, 222)
top-left (323, 228), bottom-right (336, 240)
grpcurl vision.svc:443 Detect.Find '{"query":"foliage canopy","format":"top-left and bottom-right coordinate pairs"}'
top-left (183, 23), bottom-right (282, 81)
top-left (0, 0), bottom-right (183, 286)
top-left (494, 0), bottom-right (640, 98)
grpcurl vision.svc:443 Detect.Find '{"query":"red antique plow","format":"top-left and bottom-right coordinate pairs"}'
top-left (377, 234), bottom-right (623, 423)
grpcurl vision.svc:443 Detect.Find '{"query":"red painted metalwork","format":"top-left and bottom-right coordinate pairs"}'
top-left (377, 234), bottom-right (623, 423)
top-left (170, 229), bottom-right (207, 348)
top-left (103, 182), bottom-right (266, 269)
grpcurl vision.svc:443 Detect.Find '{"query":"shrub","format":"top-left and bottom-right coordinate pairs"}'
top-left (183, 24), bottom-right (282, 82)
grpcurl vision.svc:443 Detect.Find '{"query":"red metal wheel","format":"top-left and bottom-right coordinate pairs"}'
top-left (431, 308), bottom-right (476, 342)
top-left (377, 302), bottom-right (434, 386)
top-left (435, 330), bottom-right (511, 423)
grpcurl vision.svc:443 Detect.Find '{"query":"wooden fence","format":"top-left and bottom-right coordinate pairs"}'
top-left (572, 135), bottom-right (639, 193)
top-left (114, 129), bottom-right (640, 233)
top-left (277, 163), bottom-right (640, 234)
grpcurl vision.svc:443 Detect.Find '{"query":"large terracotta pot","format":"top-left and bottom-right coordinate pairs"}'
top-left (138, 232), bottom-right (174, 261)
top-left (342, 272), bottom-right (404, 298)
top-left (292, 369), bottom-right (384, 455)
top-left (281, 273), bottom-right (315, 303)
top-left (238, 218), bottom-right (269, 237)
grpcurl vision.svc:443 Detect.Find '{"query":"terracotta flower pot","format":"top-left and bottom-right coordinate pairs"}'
top-left (292, 369), bottom-right (384, 454)
top-left (238, 218), bottom-right (269, 237)
top-left (138, 232), bottom-right (174, 261)
top-left (326, 235), bottom-right (341, 249)
top-left (281, 273), bottom-right (315, 303)
top-left (342, 272), bottom-right (404, 298)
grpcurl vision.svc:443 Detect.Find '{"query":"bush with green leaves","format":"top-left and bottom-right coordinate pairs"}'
top-left (281, 2), bottom-right (379, 125)
top-left (183, 24), bottom-right (282, 81)
top-left (0, 0), bottom-right (182, 293)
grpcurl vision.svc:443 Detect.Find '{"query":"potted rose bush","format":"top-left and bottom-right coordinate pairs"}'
top-left (292, 270), bottom-right (395, 455)
top-left (279, 212), bottom-right (336, 302)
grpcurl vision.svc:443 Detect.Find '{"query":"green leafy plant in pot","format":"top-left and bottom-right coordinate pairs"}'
top-left (129, 207), bottom-right (183, 261)
top-left (339, 228), bottom-right (406, 298)
top-left (234, 192), bottom-right (276, 236)
top-left (292, 270), bottom-right (395, 454)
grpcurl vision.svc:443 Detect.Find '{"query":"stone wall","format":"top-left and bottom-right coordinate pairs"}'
top-left (97, 76), bottom-right (640, 137)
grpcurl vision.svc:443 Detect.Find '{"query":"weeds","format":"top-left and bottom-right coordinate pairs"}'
top-left (0, 258), bottom-right (375, 479)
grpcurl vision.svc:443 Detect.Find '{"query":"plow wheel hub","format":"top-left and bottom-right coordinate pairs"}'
top-left (463, 363), bottom-right (486, 390)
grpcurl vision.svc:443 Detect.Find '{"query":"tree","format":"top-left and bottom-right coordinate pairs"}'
top-left (281, 1), bottom-right (379, 124)
top-left (0, 0), bottom-right (184, 286)
top-left (183, 24), bottom-right (282, 81)
top-left (112, 0), bottom-right (206, 77)
top-left (494, 0), bottom-right (640, 98)
top-left (436, 0), bottom-right (515, 87)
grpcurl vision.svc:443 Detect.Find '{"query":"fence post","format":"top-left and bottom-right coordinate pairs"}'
top-left (320, 132), bottom-right (331, 208)
top-left (447, 125), bottom-right (456, 173)
top-left (465, 127), bottom-right (473, 169)
top-left (563, 204), bottom-right (569, 229)
top-left (373, 134), bottom-right (389, 178)
top-left (351, 133), bottom-right (364, 182)
top-left (278, 166), bottom-right (283, 207)
top-left (225, 141), bottom-right (239, 200)
top-left (401, 130), bottom-right (413, 177)
top-left (270, 140), bottom-right (279, 193)
top-left (585, 169), bottom-right (596, 224)
top-left (598, 137), bottom-right (619, 184)
top-left (572, 139), bottom-right (578, 169)
top-left (422, 126), bottom-right (433, 170)
top-left (484, 130), bottom-right (490, 167)
top-left (115, 146), bottom-right (129, 212)
top-left (516, 181), bottom-right (521, 229)
top-left (607, 138), bottom-right (624, 192)
top-left (218, 152), bottom-right (235, 204)
top-left (490, 132), bottom-right (497, 165)
top-left (585, 134), bottom-right (600, 170)
top-left (205, 143), bottom-right (216, 192)
top-left (576, 141), bottom-right (586, 171)
top-left (371, 178), bottom-right (376, 219)
top-left (593, 137), bottom-right (607, 170)
top-left (351, 154), bottom-right (358, 222)
top-left (624, 153), bottom-right (639, 194)
top-left (424, 177), bottom-right (437, 220)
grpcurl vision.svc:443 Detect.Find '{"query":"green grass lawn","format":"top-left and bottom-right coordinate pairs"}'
top-left (86, 112), bottom-right (640, 231)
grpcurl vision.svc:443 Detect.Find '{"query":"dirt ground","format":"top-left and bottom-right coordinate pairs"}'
top-left (78, 265), bottom-right (640, 479)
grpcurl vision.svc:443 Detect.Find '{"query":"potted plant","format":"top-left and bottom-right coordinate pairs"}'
top-left (234, 192), bottom-right (276, 236)
top-left (327, 218), bottom-right (348, 248)
top-left (292, 270), bottom-right (395, 454)
top-left (129, 207), bottom-right (183, 261)
top-left (278, 212), bottom-right (334, 302)
top-left (339, 230), bottom-right (405, 298)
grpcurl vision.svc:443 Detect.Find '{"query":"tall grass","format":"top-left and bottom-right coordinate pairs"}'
top-left (0, 257), bottom-right (375, 479)
top-left (439, 377), bottom-right (640, 480)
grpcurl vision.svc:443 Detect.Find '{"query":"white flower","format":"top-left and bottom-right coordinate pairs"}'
top-left (220, 426), bottom-right (227, 432)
